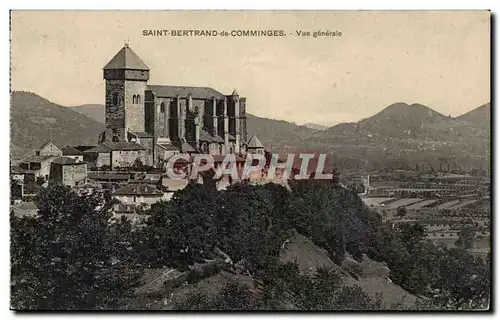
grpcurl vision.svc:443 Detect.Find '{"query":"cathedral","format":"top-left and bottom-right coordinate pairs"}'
top-left (98, 44), bottom-right (251, 167)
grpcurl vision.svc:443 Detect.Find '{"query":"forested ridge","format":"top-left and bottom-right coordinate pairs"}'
top-left (11, 181), bottom-right (490, 310)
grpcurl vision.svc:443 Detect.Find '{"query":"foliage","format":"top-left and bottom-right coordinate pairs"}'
top-left (455, 226), bottom-right (475, 250)
top-left (10, 185), bottom-right (142, 310)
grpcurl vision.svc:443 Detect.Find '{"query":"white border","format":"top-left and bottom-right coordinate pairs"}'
top-left (1, 1), bottom-right (497, 319)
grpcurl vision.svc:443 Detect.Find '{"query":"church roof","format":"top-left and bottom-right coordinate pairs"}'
top-left (212, 135), bottom-right (225, 143)
top-left (231, 89), bottom-right (239, 96)
top-left (181, 142), bottom-right (197, 153)
top-left (199, 129), bottom-right (213, 142)
top-left (157, 143), bottom-right (179, 151)
top-left (147, 85), bottom-right (225, 100)
top-left (104, 45), bottom-right (150, 71)
top-left (247, 134), bottom-right (264, 149)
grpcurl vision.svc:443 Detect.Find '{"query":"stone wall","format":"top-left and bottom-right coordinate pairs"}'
top-left (240, 98), bottom-right (247, 143)
top-left (62, 164), bottom-right (87, 186)
top-left (105, 80), bottom-right (126, 141)
top-left (111, 150), bottom-right (147, 168)
top-left (124, 80), bottom-right (147, 133)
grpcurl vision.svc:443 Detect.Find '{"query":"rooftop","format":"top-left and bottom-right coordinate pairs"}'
top-left (21, 155), bottom-right (54, 163)
top-left (51, 156), bottom-right (86, 165)
top-left (62, 146), bottom-right (83, 156)
top-left (104, 45), bottom-right (150, 71)
top-left (385, 198), bottom-right (424, 209)
top-left (147, 85), bottom-right (226, 100)
top-left (114, 183), bottom-right (164, 196)
top-left (157, 143), bottom-right (180, 151)
top-left (129, 131), bottom-right (154, 139)
top-left (199, 129), bottom-right (213, 142)
top-left (104, 142), bottom-right (146, 151)
top-left (83, 144), bottom-right (113, 154)
top-left (88, 172), bottom-right (131, 181)
top-left (247, 134), bottom-right (264, 149)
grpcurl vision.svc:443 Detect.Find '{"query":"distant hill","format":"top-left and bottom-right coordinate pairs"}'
top-left (300, 102), bottom-right (490, 172)
top-left (70, 104), bottom-right (105, 123)
top-left (456, 103), bottom-right (490, 128)
top-left (10, 91), bottom-right (104, 162)
top-left (246, 114), bottom-right (319, 152)
top-left (303, 123), bottom-right (328, 131)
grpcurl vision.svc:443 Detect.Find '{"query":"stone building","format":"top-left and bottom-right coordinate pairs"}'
top-left (62, 147), bottom-right (84, 162)
top-left (36, 141), bottom-right (62, 157)
top-left (113, 183), bottom-right (165, 207)
top-left (49, 157), bottom-right (87, 187)
top-left (98, 44), bottom-right (249, 168)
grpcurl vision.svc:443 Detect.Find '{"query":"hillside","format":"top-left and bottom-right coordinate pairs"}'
top-left (70, 104), bottom-right (105, 123)
top-left (300, 102), bottom-right (490, 172)
top-left (303, 122), bottom-right (328, 131)
top-left (456, 102), bottom-right (490, 128)
top-left (10, 91), bottom-right (104, 161)
top-left (246, 114), bottom-right (319, 152)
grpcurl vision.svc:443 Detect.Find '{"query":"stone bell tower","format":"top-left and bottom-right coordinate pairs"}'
top-left (102, 43), bottom-right (149, 142)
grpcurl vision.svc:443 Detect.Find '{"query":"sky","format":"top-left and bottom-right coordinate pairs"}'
top-left (11, 11), bottom-right (490, 126)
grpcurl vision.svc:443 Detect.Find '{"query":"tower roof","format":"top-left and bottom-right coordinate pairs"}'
top-left (231, 89), bottom-right (239, 96)
top-left (104, 45), bottom-right (149, 71)
top-left (247, 134), bottom-right (264, 149)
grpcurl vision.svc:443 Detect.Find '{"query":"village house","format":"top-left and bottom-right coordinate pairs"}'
top-left (49, 157), bottom-right (88, 187)
top-left (62, 146), bottom-right (84, 162)
top-left (83, 142), bottom-right (147, 169)
top-left (83, 144), bottom-right (112, 168)
top-left (35, 141), bottom-right (63, 157)
top-left (18, 155), bottom-right (55, 180)
top-left (113, 183), bottom-right (166, 207)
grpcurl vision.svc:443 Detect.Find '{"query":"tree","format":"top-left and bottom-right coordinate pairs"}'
top-left (138, 184), bottom-right (220, 267)
top-left (396, 206), bottom-right (407, 218)
top-left (10, 185), bottom-right (142, 310)
top-left (455, 227), bottom-right (475, 250)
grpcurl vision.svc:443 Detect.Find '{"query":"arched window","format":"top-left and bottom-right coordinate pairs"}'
top-left (132, 95), bottom-right (136, 104)
top-left (160, 103), bottom-right (165, 113)
top-left (137, 95), bottom-right (141, 104)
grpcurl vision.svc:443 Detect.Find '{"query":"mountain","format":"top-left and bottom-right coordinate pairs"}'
top-left (246, 114), bottom-right (318, 152)
top-left (300, 102), bottom-right (490, 172)
top-left (10, 91), bottom-right (104, 161)
top-left (303, 123), bottom-right (328, 131)
top-left (69, 104), bottom-right (320, 152)
top-left (456, 103), bottom-right (490, 128)
top-left (70, 104), bottom-right (105, 123)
